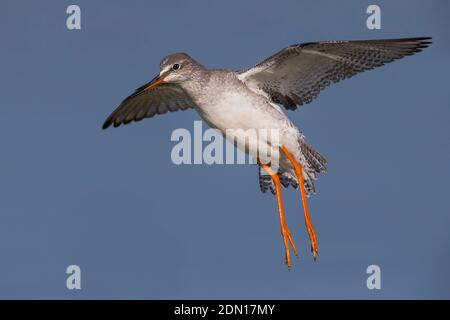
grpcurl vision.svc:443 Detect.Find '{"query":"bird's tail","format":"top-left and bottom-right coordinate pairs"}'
top-left (258, 140), bottom-right (327, 196)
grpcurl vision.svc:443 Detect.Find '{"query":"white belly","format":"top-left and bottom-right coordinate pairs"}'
top-left (194, 91), bottom-right (296, 164)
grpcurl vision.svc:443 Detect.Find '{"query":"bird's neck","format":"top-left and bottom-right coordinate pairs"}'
top-left (180, 70), bottom-right (211, 102)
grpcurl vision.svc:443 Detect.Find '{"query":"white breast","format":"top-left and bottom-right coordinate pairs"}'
top-left (196, 91), bottom-right (284, 131)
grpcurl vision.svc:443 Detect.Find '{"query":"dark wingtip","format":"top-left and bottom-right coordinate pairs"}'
top-left (102, 119), bottom-right (112, 130)
top-left (406, 37), bottom-right (433, 46)
top-left (409, 36), bottom-right (432, 41)
top-left (413, 36), bottom-right (433, 45)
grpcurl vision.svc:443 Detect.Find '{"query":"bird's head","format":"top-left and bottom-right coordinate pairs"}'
top-left (143, 53), bottom-right (202, 90)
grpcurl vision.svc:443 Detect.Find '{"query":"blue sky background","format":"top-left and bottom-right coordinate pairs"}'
top-left (0, 0), bottom-right (449, 299)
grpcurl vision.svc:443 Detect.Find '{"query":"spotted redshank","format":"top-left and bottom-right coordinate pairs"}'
top-left (103, 37), bottom-right (431, 268)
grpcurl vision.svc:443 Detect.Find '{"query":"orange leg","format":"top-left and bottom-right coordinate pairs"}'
top-left (259, 161), bottom-right (298, 268)
top-left (281, 145), bottom-right (318, 260)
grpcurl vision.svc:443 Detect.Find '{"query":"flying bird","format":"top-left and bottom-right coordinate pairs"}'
top-left (103, 37), bottom-right (431, 268)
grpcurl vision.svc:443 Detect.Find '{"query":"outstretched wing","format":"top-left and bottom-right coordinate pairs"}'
top-left (102, 81), bottom-right (195, 129)
top-left (238, 37), bottom-right (431, 110)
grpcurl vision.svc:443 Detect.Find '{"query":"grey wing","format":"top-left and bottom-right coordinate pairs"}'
top-left (102, 82), bottom-right (195, 129)
top-left (238, 37), bottom-right (431, 110)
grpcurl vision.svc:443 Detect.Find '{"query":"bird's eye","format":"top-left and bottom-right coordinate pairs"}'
top-left (172, 63), bottom-right (180, 71)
